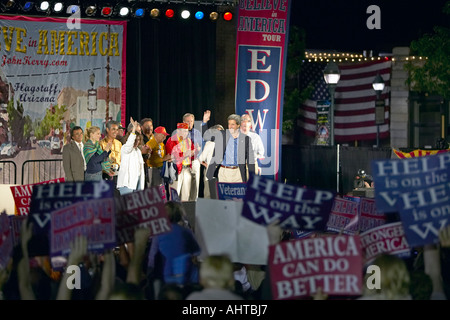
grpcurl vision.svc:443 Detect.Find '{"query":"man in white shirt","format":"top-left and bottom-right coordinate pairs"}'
top-left (240, 113), bottom-right (265, 175)
top-left (62, 126), bottom-right (86, 181)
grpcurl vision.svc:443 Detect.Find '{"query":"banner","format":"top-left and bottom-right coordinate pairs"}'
top-left (0, 15), bottom-right (126, 182)
top-left (360, 222), bottom-right (410, 265)
top-left (50, 197), bottom-right (116, 258)
top-left (372, 153), bottom-right (450, 247)
top-left (242, 174), bottom-right (335, 230)
top-left (235, 0), bottom-right (291, 180)
top-left (10, 177), bottom-right (65, 216)
top-left (216, 182), bottom-right (247, 201)
top-left (268, 234), bottom-right (363, 299)
top-left (116, 186), bottom-right (171, 244)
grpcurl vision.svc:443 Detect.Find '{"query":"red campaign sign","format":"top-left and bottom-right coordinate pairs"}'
top-left (360, 222), bottom-right (410, 265)
top-left (116, 186), bottom-right (172, 244)
top-left (358, 197), bottom-right (387, 232)
top-left (326, 197), bottom-right (360, 235)
top-left (268, 234), bottom-right (363, 300)
top-left (10, 177), bottom-right (65, 216)
top-left (50, 197), bottom-right (116, 259)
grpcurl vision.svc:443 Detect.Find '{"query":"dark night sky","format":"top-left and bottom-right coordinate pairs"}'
top-left (289, 0), bottom-right (449, 54)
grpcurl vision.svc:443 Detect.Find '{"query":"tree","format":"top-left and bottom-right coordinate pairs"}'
top-left (283, 26), bottom-right (307, 134)
top-left (404, 1), bottom-right (450, 99)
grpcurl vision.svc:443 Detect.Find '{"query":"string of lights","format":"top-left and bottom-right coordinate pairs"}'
top-left (0, 0), bottom-right (236, 21)
top-left (304, 51), bottom-right (427, 63)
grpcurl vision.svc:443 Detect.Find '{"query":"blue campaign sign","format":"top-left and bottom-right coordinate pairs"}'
top-left (372, 153), bottom-right (450, 246)
top-left (371, 153), bottom-right (450, 213)
top-left (216, 182), bottom-right (247, 201)
top-left (241, 174), bottom-right (335, 230)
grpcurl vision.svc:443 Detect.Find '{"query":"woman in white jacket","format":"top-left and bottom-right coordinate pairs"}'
top-left (117, 117), bottom-right (146, 195)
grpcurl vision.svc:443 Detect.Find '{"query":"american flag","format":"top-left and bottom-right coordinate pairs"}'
top-left (298, 58), bottom-right (392, 142)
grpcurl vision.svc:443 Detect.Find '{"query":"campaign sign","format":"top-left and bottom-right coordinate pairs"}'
top-left (8, 215), bottom-right (26, 247)
top-left (372, 153), bottom-right (450, 247)
top-left (268, 234), bottom-right (363, 299)
top-left (116, 186), bottom-right (172, 244)
top-left (29, 180), bottom-right (114, 236)
top-left (10, 177), bottom-right (65, 216)
top-left (358, 197), bottom-right (387, 233)
top-left (360, 222), bottom-right (410, 265)
top-left (371, 153), bottom-right (450, 213)
top-left (326, 197), bottom-right (360, 235)
top-left (0, 211), bottom-right (13, 269)
top-left (50, 197), bottom-right (116, 259)
top-left (242, 174), bottom-right (335, 230)
top-left (216, 182), bottom-right (247, 201)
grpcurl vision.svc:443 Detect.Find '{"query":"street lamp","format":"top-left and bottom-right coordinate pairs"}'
top-left (372, 73), bottom-right (385, 147)
top-left (87, 72), bottom-right (97, 127)
top-left (323, 60), bottom-right (340, 146)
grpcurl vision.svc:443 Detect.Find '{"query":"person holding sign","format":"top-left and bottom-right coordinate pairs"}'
top-left (116, 117), bottom-right (146, 195)
top-left (83, 126), bottom-right (113, 181)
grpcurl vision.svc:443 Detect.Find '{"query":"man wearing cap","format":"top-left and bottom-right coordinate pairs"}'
top-left (166, 122), bottom-right (195, 201)
top-left (146, 126), bottom-right (171, 187)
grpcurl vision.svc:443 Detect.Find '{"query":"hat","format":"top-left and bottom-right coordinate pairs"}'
top-left (177, 123), bottom-right (189, 130)
top-left (154, 126), bottom-right (169, 136)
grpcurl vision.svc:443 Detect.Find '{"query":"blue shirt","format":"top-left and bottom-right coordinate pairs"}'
top-left (222, 135), bottom-right (239, 166)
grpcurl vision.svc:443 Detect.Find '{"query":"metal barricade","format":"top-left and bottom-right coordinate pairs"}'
top-left (21, 159), bottom-right (64, 185)
top-left (0, 160), bottom-right (17, 184)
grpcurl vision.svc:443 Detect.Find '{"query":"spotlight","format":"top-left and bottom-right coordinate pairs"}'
top-left (52, 1), bottom-right (63, 12)
top-left (37, 1), bottom-right (49, 12)
top-left (209, 11), bottom-right (218, 21)
top-left (85, 5), bottom-right (96, 16)
top-left (164, 8), bottom-right (174, 19)
top-left (133, 7), bottom-right (145, 18)
top-left (20, 1), bottom-right (34, 11)
top-left (101, 6), bottom-right (113, 17)
top-left (180, 9), bottom-right (190, 19)
top-left (194, 10), bottom-right (204, 20)
top-left (118, 6), bottom-right (129, 17)
top-left (66, 4), bottom-right (79, 14)
top-left (223, 11), bottom-right (233, 21)
top-left (2, 0), bottom-right (16, 10)
top-left (150, 8), bottom-right (159, 18)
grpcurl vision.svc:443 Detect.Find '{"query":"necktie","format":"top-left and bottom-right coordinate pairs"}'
top-left (79, 143), bottom-right (86, 170)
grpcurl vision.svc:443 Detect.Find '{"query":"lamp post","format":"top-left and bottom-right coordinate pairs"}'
top-left (323, 60), bottom-right (341, 146)
top-left (87, 72), bottom-right (97, 127)
top-left (372, 73), bottom-right (385, 148)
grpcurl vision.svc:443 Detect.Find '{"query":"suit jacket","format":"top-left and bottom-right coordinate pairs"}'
top-left (206, 130), bottom-right (255, 182)
top-left (62, 141), bottom-right (85, 181)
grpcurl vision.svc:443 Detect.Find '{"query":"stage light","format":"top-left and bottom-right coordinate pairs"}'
top-left (101, 6), bottom-right (113, 17)
top-left (37, 1), bottom-right (49, 12)
top-left (22, 1), bottom-right (34, 11)
top-left (3, 0), bottom-right (16, 10)
top-left (194, 11), bottom-right (204, 20)
top-left (67, 4), bottom-right (79, 14)
top-left (53, 1), bottom-right (63, 12)
top-left (209, 11), bottom-right (218, 21)
top-left (133, 7), bottom-right (144, 18)
top-left (165, 8), bottom-right (174, 18)
top-left (180, 9), bottom-right (190, 19)
top-left (118, 6), bottom-right (129, 17)
top-left (85, 5), bottom-right (96, 16)
top-left (223, 11), bottom-right (233, 21)
top-left (150, 8), bottom-right (159, 18)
